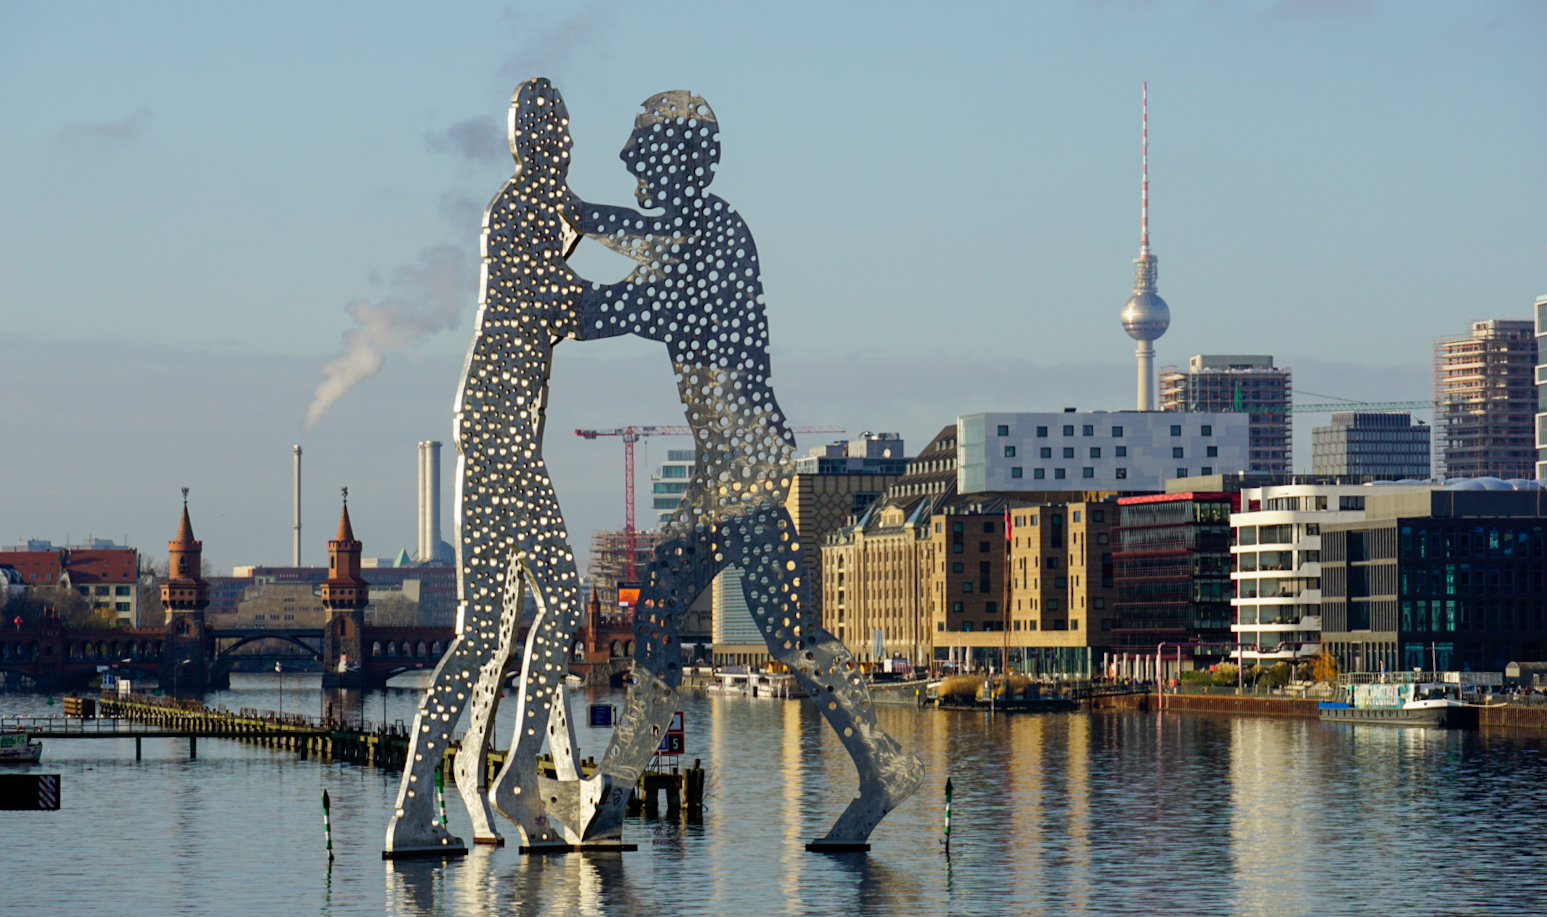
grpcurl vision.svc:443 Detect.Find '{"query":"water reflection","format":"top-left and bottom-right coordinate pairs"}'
top-left (8, 681), bottom-right (1547, 916)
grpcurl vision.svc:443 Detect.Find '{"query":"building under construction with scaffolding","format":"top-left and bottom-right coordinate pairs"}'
top-left (1159, 355), bottom-right (1292, 473)
top-left (585, 528), bottom-right (661, 618)
top-left (1433, 319), bottom-right (1538, 480)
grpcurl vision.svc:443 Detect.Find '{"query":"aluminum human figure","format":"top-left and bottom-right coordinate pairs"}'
top-left (384, 78), bottom-right (586, 857)
top-left (569, 91), bottom-right (924, 848)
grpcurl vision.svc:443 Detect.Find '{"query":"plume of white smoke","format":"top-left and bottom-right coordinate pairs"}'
top-left (303, 245), bottom-right (471, 430)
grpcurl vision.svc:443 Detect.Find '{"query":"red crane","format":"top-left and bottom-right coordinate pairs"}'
top-left (575, 424), bottom-right (844, 580)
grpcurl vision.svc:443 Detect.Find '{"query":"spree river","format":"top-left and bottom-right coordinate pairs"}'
top-left (4, 676), bottom-right (1546, 916)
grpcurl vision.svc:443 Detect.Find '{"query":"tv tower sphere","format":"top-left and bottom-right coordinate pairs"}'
top-left (1121, 284), bottom-right (1170, 342)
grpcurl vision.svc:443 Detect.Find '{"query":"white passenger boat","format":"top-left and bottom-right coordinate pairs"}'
top-left (705, 670), bottom-right (808, 699)
top-left (1319, 681), bottom-right (1465, 727)
top-left (0, 731), bottom-right (42, 764)
top-left (706, 671), bottom-right (752, 696)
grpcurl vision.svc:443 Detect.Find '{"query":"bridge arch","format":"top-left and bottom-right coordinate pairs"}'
top-left (214, 633), bottom-right (321, 660)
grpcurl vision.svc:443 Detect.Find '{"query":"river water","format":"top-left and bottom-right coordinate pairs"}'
top-left (4, 676), bottom-right (1546, 916)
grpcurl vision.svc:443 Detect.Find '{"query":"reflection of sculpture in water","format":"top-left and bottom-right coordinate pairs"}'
top-left (570, 91), bottom-right (924, 847)
top-left (384, 77), bottom-right (586, 857)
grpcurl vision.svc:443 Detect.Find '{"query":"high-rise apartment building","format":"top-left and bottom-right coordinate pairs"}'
top-left (1535, 295), bottom-right (1547, 478)
top-left (1159, 355), bottom-right (1291, 474)
top-left (1434, 319), bottom-right (1537, 480)
top-left (1310, 412), bottom-right (1431, 479)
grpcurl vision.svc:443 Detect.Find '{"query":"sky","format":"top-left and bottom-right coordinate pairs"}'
top-left (1, 1), bottom-right (1543, 574)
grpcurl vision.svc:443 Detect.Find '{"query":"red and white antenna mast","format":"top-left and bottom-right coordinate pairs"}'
top-left (1140, 80), bottom-right (1150, 258)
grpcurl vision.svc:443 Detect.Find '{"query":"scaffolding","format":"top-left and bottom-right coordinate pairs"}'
top-left (1433, 320), bottom-right (1537, 479)
top-left (586, 528), bottom-right (661, 617)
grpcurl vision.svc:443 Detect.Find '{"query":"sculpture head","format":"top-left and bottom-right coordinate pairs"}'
top-left (508, 77), bottom-right (572, 177)
top-left (621, 91), bottom-right (720, 208)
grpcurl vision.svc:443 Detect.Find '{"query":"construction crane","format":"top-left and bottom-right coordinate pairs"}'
top-left (575, 424), bottom-right (845, 580)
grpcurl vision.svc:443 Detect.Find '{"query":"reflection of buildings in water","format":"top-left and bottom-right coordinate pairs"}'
top-left (829, 852), bottom-right (929, 912)
top-left (1061, 713), bottom-right (1093, 912)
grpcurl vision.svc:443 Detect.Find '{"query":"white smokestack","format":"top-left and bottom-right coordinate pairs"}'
top-left (292, 445), bottom-right (302, 567)
top-left (416, 441), bottom-right (442, 563)
top-left (427, 441), bottom-right (442, 562)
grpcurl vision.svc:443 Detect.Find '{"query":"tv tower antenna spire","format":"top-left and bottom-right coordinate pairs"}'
top-left (1119, 80), bottom-right (1171, 411)
top-left (1141, 80), bottom-right (1150, 257)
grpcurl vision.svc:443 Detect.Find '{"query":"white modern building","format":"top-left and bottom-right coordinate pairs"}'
top-left (1230, 482), bottom-right (1438, 666)
top-left (958, 411), bottom-right (1250, 494)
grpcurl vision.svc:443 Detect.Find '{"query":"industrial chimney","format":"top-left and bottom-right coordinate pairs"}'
top-left (292, 445), bottom-right (303, 566)
top-left (417, 441), bottom-right (442, 563)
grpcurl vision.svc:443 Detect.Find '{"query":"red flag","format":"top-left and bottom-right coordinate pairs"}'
top-left (1004, 507), bottom-right (1012, 541)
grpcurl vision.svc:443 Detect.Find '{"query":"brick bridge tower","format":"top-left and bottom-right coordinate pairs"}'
top-left (320, 489), bottom-right (369, 689)
top-left (161, 488), bottom-right (211, 693)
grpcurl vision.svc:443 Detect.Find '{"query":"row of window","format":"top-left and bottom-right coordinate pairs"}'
top-left (76, 585), bottom-right (133, 596)
top-left (1011, 467), bottom-right (1214, 480)
top-left (996, 423), bottom-right (1214, 438)
top-left (1006, 445), bottom-right (1219, 460)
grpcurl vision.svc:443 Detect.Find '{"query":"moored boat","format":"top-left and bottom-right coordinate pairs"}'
top-left (1319, 680), bottom-right (1464, 727)
top-left (0, 731), bottom-right (42, 764)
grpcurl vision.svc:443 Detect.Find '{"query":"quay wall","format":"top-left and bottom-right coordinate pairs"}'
top-left (1154, 694), bottom-right (1320, 718)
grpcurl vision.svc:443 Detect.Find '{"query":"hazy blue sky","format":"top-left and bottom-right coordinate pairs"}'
top-left (2, 1), bottom-right (1543, 573)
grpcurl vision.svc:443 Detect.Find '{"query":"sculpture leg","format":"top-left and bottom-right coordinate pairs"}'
top-left (576, 531), bottom-right (707, 844)
top-left (728, 505), bottom-right (924, 849)
top-left (488, 546), bottom-right (584, 849)
top-left (452, 555), bottom-right (527, 846)
top-left (384, 618), bottom-right (491, 857)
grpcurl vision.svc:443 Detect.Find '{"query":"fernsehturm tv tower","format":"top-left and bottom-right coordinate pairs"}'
top-left (1120, 81), bottom-right (1170, 411)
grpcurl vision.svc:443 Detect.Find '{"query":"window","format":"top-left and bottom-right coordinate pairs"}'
top-left (1047, 598), bottom-right (1060, 611)
top-left (997, 424), bottom-right (1009, 436)
top-left (1082, 467), bottom-right (1095, 478)
top-left (1092, 510), bottom-right (1104, 522)
top-left (1062, 425), bottom-right (1074, 436)
top-left (1112, 426), bottom-right (1124, 437)
top-left (1090, 447), bottom-right (1101, 458)
top-left (952, 601), bottom-right (963, 613)
top-left (978, 541), bottom-right (990, 552)
top-left (1072, 511), bottom-right (1081, 522)
top-left (1040, 447), bottom-right (1052, 458)
top-left (1171, 425), bottom-right (1182, 436)
top-left (953, 522), bottom-right (964, 533)
top-left (962, 582), bottom-right (974, 593)
top-left (1094, 597), bottom-right (1106, 609)
top-left (1116, 468), bottom-right (1127, 479)
top-left (1172, 447), bottom-right (1185, 459)
top-left (1206, 445), bottom-right (1218, 457)
top-left (1011, 467), bottom-right (1023, 479)
top-left (1201, 425), bottom-right (1213, 436)
top-left (952, 562), bottom-right (964, 573)
top-left (953, 543), bottom-right (963, 554)
top-left (1082, 425), bottom-right (1094, 436)
top-left (934, 522), bottom-right (941, 533)
top-left (1047, 557), bottom-right (1060, 569)
top-left (1054, 468), bottom-right (1067, 479)
top-left (1201, 466), bottom-right (1213, 475)
top-left (983, 522), bottom-right (994, 533)
top-left (1176, 468), bottom-right (1188, 478)
top-left (1097, 532), bottom-right (1109, 544)
top-left (1115, 446), bottom-right (1127, 457)
top-left (1063, 447), bottom-right (1075, 459)
top-left (1034, 469), bottom-right (1046, 480)
top-left (1005, 446), bottom-right (1017, 458)
top-left (1036, 426), bottom-right (1048, 437)
top-left (115, 585), bottom-right (131, 596)
top-left (986, 601), bottom-right (997, 614)
top-left (1056, 576), bottom-right (1067, 588)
